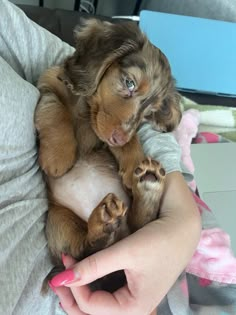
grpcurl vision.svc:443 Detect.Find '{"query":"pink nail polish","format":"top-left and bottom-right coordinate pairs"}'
top-left (51, 269), bottom-right (77, 287)
top-left (48, 281), bottom-right (57, 293)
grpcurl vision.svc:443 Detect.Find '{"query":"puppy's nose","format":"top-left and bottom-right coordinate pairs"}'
top-left (109, 129), bottom-right (129, 146)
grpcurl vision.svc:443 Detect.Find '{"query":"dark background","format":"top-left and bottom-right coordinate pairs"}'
top-left (13, 0), bottom-right (236, 107)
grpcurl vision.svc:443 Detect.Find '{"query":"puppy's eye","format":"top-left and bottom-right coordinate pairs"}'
top-left (125, 79), bottom-right (135, 92)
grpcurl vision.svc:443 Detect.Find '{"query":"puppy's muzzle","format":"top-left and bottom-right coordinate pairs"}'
top-left (108, 129), bottom-right (129, 147)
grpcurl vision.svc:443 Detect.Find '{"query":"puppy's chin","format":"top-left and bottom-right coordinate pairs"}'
top-left (95, 132), bottom-right (129, 148)
top-left (93, 127), bottom-right (131, 148)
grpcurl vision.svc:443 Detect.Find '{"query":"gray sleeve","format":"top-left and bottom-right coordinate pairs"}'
top-left (0, 0), bottom-right (75, 85)
top-left (138, 122), bottom-right (193, 182)
top-left (0, 2), bottom-right (71, 314)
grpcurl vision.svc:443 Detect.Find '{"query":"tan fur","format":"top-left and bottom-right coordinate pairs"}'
top-left (35, 19), bottom-right (180, 293)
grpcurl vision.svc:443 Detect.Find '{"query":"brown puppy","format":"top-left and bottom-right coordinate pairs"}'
top-left (35, 19), bottom-right (181, 292)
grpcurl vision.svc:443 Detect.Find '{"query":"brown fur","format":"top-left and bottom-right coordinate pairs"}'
top-left (35, 19), bottom-right (181, 294)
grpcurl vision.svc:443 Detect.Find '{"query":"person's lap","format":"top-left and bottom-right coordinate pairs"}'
top-left (0, 57), bottom-right (62, 315)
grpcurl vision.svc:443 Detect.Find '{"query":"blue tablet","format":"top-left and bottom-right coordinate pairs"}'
top-left (139, 10), bottom-right (236, 97)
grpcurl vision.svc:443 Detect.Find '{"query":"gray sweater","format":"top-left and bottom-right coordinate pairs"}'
top-left (0, 1), bottom-right (190, 314)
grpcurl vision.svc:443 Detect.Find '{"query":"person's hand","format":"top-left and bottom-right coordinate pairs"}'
top-left (51, 172), bottom-right (201, 315)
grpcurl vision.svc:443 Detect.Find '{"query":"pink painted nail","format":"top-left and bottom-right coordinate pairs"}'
top-left (48, 281), bottom-right (57, 293)
top-left (50, 269), bottom-right (77, 287)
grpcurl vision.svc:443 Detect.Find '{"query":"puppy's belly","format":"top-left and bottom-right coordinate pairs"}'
top-left (48, 152), bottom-right (130, 222)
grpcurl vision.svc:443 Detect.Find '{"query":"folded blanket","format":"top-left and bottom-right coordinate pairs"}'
top-left (180, 97), bottom-right (236, 141)
top-left (162, 98), bottom-right (236, 314)
top-left (158, 192), bottom-right (236, 315)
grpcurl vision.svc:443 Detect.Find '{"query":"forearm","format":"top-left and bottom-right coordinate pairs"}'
top-left (152, 171), bottom-right (201, 268)
top-left (138, 122), bottom-right (193, 182)
top-left (51, 172), bottom-right (201, 314)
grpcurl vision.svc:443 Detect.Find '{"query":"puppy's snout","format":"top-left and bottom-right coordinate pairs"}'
top-left (109, 129), bottom-right (129, 147)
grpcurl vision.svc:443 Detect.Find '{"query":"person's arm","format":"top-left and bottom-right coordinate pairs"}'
top-left (48, 126), bottom-right (201, 315)
top-left (0, 0), bottom-right (75, 84)
top-left (137, 121), bottom-right (193, 180)
top-left (50, 171), bottom-right (201, 315)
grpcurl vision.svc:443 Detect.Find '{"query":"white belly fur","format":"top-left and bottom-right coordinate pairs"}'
top-left (48, 152), bottom-right (130, 222)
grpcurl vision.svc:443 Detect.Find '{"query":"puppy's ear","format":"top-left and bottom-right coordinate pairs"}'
top-left (155, 90), bottom-right (182, 132)
top-left (146, 86), bottom-right (182, 132)
top-left (63, 19), bottom-right (145, 96)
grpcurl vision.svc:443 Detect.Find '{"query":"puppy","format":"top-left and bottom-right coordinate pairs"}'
top-left (35, 19), bottom-right (181, 292)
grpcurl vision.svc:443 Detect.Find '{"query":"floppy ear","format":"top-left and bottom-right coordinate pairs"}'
top-left (145, 85), bottom-right (182, 132)
top-left (63, 19), bottom-right (145, 96)
top-left (155, 89), bottom-right (182, 132)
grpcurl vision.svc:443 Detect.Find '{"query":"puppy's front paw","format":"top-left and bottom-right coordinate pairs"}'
top-left (133, 157), bottom-right (166, 195)
top-left (39, 141), bottom-right (77, 177)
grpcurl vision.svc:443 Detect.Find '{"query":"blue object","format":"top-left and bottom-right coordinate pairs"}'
top-left (139, 10), bottom-right (236, 97)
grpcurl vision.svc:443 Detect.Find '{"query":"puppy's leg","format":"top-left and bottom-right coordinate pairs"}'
top-left (35, 95), bottom-right (77, 177)
top-left (110, 135), bottom-right (145, 190)
top-left (85, 193), bottom-right (129, 292)
top-left (35, 66), bottom-right (78, 177)
top-left (42, 202), bottom-right (88, 294)
top-left (128, 157), bottom-right (166, 232)
top-left (46, 194), bottom-right (128, 262)
top-left (85, 193), bottom-right (128, 257)
top-left (46, 203), bottom-right (88, 262)
top-left (43, 195), bottom-right (128, 294)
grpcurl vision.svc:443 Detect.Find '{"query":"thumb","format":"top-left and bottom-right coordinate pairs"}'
top-left (51, 242), bottom-right (130, 287)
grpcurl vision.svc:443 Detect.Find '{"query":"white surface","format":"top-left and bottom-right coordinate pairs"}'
top-left (191, 143), bottom-right (236, 254)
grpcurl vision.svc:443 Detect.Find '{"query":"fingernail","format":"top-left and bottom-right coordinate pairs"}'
top-left (48, 281), bottom-right (57, 293)
top-left (51, 269), bottom-right (78, 287)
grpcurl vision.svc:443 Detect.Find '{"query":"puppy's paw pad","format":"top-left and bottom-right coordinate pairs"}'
top-left (140, 171), bottom-right (158, 182)
top-left (133, 157), bottom-right (166, 187)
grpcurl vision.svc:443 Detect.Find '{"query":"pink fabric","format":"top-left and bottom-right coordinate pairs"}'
top-left (180, 278), bottom-right (189, 296)
top-left (193, 193), bottom-right (211, 212)
top-left (194, 132), bottom-right (220, 144)
top-left (198, 278), bottom-right (212, 287)
top-left (174, 109), bottom-right (200, 190)
top-left (187, 228), bottom-right (236, 284)
top-left (174, 112), bottom-right (236, 284)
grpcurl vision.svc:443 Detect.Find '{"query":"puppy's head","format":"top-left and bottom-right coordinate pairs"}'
top-left (63, 19), bottom-right (181, 147)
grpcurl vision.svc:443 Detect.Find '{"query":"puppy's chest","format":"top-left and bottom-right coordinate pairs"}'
top-left (49, 152), bottom-right (130, 222)
top-left (71, 102), bottom-right (101, 156)
top-left (50, 103), bottom-right (129, 222)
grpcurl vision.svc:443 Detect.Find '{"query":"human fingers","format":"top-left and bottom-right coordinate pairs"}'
top-left (69, 283), bottom-right (139, 315)
top-left (62, 253), bottom-right (77, 269)
top-left (58, 253), bottom-right (136, 314)
top-left (53, 255), bottom-right (87, 314)
top-left (56, 285), bottom-right (88, 315)
top-left (51, 242), bottom-right (131, 288)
